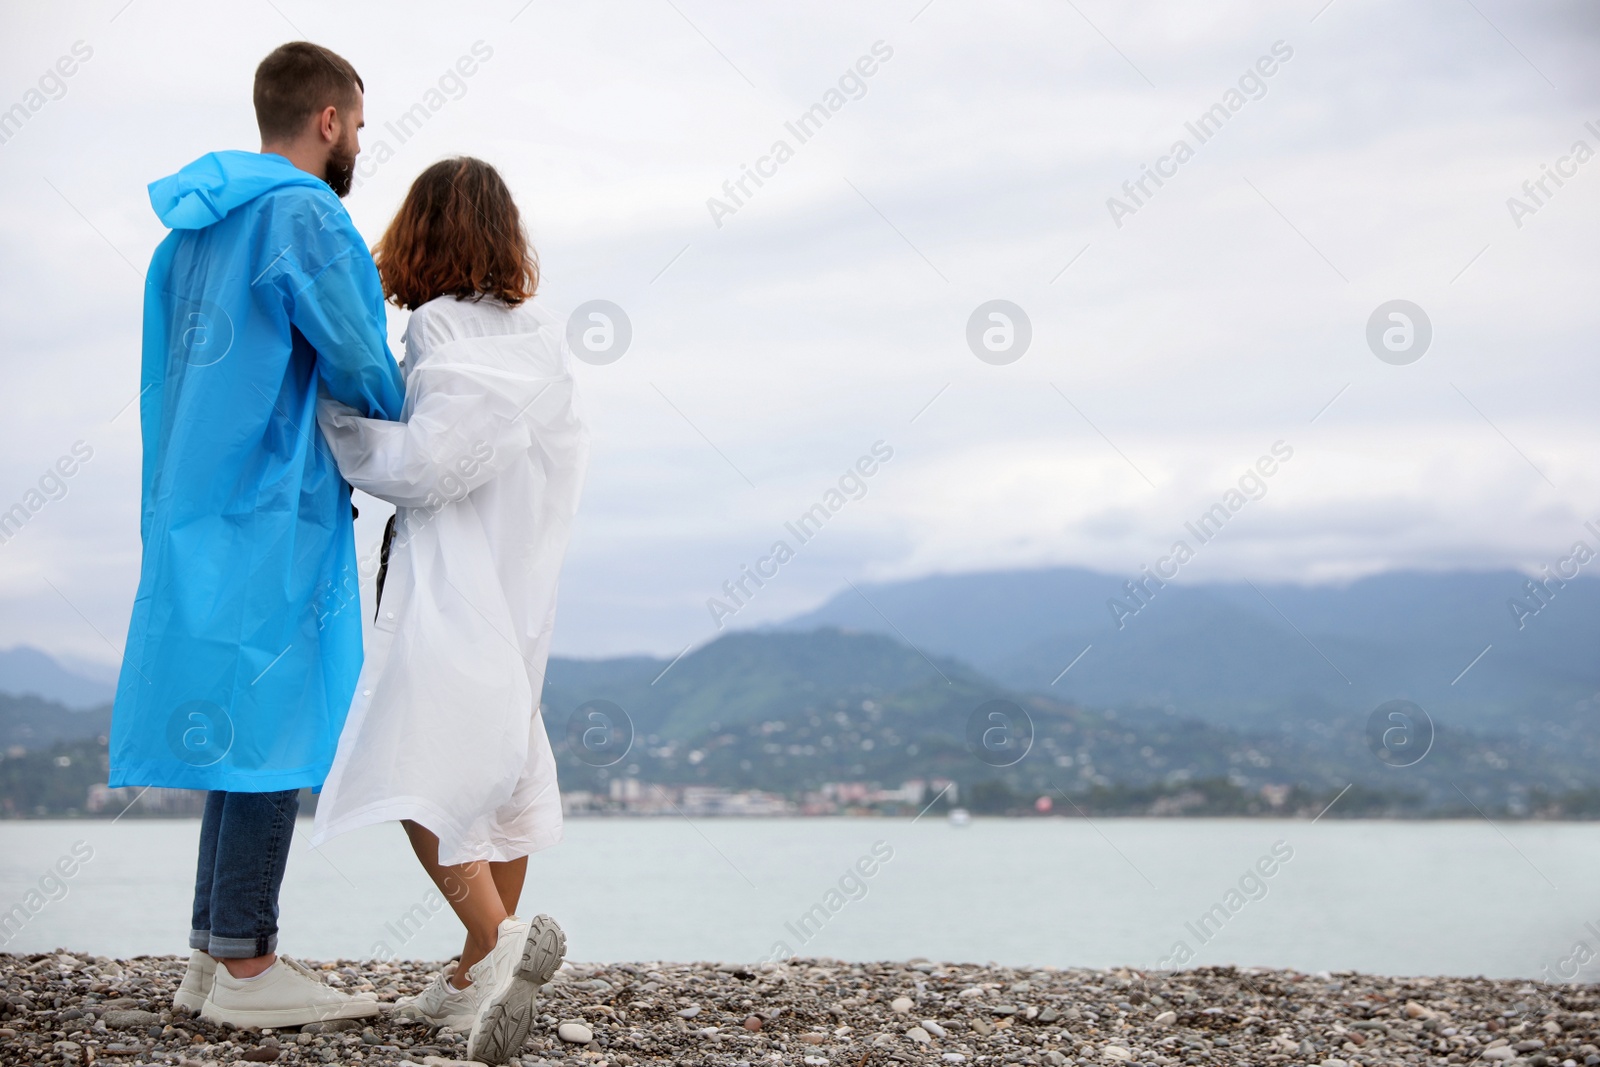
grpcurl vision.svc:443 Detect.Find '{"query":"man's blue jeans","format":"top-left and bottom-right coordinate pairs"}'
top-left (189, 790), bottom-right (299, 958)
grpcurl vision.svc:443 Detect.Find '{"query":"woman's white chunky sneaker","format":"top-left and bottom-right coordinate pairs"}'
top-left (466, 914), bottom-right (566, 1064)
top-left (394, 961), bottom-right (481, 1030)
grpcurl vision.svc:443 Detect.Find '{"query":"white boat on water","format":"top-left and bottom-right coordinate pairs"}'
top-left (948, 807), bottom-right (971, 827)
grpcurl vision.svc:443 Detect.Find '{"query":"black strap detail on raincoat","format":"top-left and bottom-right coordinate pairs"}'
top-left (375, 514), bottom-right (396, 618)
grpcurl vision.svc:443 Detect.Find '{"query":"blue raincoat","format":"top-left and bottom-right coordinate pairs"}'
top-left (109, 151), bottom-right (405, 792)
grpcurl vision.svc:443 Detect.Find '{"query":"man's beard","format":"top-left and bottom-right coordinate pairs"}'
top-left (325, 142), bottom-right (357, 198)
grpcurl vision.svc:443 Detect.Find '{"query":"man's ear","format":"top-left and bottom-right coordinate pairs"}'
top-left (317, 104), bottom-right (340, 145)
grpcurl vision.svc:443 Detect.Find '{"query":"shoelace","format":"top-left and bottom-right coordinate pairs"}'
top-left (278, 956), bottom-right (328, 985)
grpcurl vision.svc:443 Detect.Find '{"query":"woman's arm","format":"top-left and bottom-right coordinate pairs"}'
top-left (317, 362), bottom-right (547, 508)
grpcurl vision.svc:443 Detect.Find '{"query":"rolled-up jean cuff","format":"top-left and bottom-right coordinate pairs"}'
top-left (206, 933), bottom-right (275, 959)
top-left (189, 929), bottom-right (210, 952)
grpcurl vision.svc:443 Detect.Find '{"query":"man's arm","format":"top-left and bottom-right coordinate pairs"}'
top-left (276, 194), bottom-right (404, 420)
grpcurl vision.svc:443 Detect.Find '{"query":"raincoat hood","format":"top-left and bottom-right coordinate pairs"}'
top-left (148, 150), bottom-right (330, 230)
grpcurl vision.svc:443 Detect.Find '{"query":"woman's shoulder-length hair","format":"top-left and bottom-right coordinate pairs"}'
top-left (374, 156), bottom-right (539, 311)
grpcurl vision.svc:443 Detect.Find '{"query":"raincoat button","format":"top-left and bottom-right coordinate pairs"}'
top-left (384, 610), bottom-right (395, 619)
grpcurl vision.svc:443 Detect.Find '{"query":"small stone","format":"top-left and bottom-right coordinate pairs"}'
top-left (1154, 1010), bottom-right (1177, 1026)
top-left (242, 1046), bottom-right (281, 1062)
top-left (676, 1005), bottom-right (701, 1019)
top-left (906, 1026), bottom-right (932, 1044)
top-left (798, 1033), bottom-right (826, 1044)
top-left (1484, 1050), bottom-right (1516, 1062)
top-left (557, 1021), bottom-right (593, 1044)
top-left (1038, 1006), bottom-right (1060, 1024)
top-left (1405, 1001), bottom-right (1429, 1019)
top-left (1103, 1047), bottom-right (1133, 1061)
top-left (890, 996), bottom-right (914, 1013)
top-left (742, 1015), bottom-right (762, 1031)
top-left (103, 1009), bottom-right (161, 1029)
top-left (920, 1019), bottom-right (947, 1038)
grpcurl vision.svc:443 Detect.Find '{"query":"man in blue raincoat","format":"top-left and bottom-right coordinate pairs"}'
top-left (109, 42), bottom-right (404, 1026)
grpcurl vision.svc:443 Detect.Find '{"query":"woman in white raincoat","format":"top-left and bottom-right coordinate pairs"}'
top-left (310, 158), bottom-right (586, 1064)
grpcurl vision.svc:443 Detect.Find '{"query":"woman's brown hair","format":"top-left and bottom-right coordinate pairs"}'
top-left (374, 157), bottom-right (538, 310)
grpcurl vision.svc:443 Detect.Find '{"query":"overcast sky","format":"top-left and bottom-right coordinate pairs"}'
top-left (2, 0), bottom-right (1598, 667)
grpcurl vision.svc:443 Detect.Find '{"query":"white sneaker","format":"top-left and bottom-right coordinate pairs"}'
top-left (394, 961), bottom-right (480, 1029)
top-left (173, 950), bottom-right (216, 1013)
top-left (200, 955), bottom-right (381, 1028)
top-left (465, 915), bottom-right (566, 1064)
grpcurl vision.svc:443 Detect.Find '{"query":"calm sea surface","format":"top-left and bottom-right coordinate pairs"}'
top-left (0, 817), bottom-right (1593, 980)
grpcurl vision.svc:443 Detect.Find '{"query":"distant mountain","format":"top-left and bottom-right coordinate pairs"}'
top-left (776, 567), bottom-right (1600, 729)
top-left (0, 646), bottom-right (117, 708)
top-left (544, 628), bottom-right (982, 741)
top-left (0, 691), bottom-right (111, 752)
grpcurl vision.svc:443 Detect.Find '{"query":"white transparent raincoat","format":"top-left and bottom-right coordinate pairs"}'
top-left (309, 294), bottom-right (588, 865)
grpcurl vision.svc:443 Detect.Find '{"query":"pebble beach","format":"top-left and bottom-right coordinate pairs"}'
top-left (2, 952), bottom-right (1596, 1067)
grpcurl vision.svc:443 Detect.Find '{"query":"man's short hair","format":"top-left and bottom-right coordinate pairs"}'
top-left (253, 42), bottom-right (363, 143)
